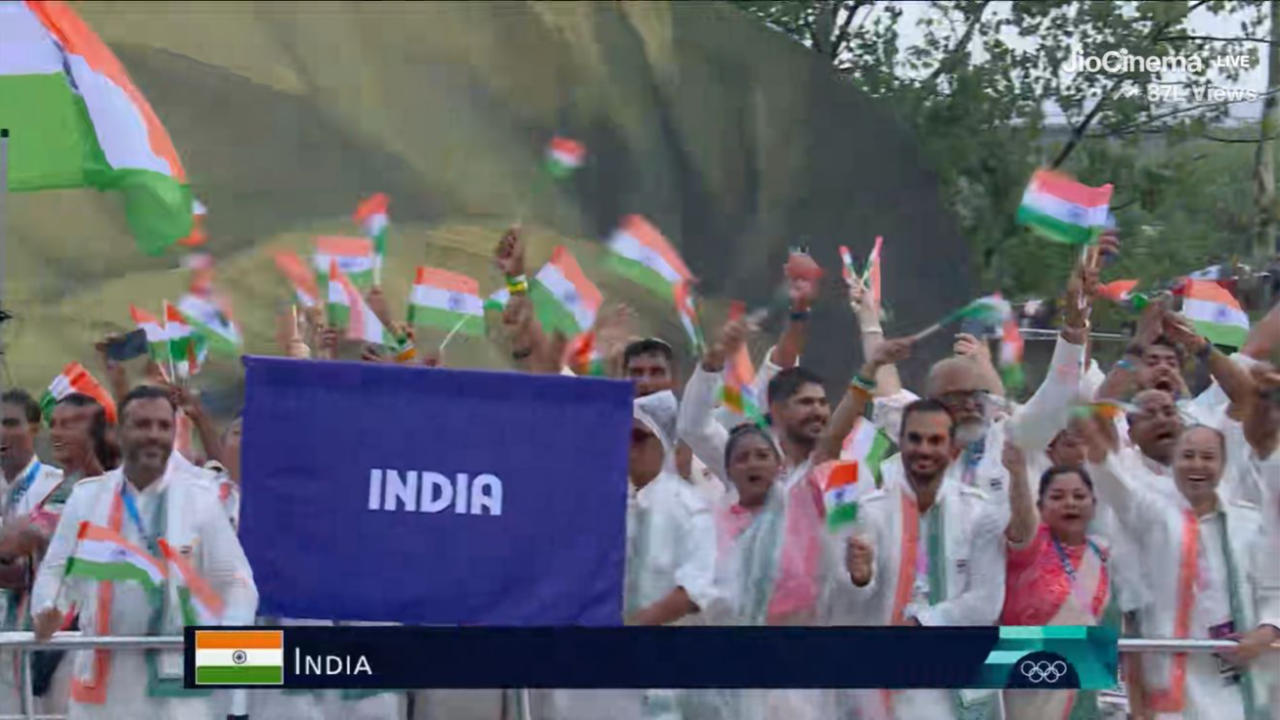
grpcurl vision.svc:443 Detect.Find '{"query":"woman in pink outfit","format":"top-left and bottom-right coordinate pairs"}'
top-left (1000, 442), bottom-right (1116, 720)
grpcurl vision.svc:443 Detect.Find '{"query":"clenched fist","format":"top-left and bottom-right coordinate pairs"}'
top-left (846, 535), bottom-right (874, 587)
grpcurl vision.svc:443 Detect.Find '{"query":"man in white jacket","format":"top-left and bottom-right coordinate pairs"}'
top-left (830, 397), bottom-right (1005, 719)
top-left (31, 385), bottom-right (257, 720)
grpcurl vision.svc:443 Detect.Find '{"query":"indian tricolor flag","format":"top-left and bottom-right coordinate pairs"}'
top-left (864, 236), bottom-right (883, 306)
top-left (272, 250), bottom-right (320, 308)
top-left (177, 198), bottom-right (208, 248)
top-left (2, 1), bottom-right (194, 254)
top-left (1183, 279), bottom-right (1250, 348)
top-left (1016, 169), bottom-right (1113, 245)
top-left (1098, 279), bottom-right (1139, 304)
top-left (546, 136), bottom-right (586, 178)
top-left (840, 419), bottom-right (892, 487)
top-left (164, 300), bottom-right (203, 377)
top-left (999, 312), bottom-right (1026, 393)
top-left (40, 362), bottom-right (117, 424)
top-left (408, 266), bottom-right (484, 336)
top-left (177, 293), bottom-right (242, 356)
top-left (353, 193), bottom-right (390, 283)
top-left (65, 522), bottom-right (166, 591)
top-left (194, 630), bottom-right (283, 686)
top-left (816, 460), bottom-right (868, 530)
top-left (673, 280), bottom-right (704, 353)
top-left (156, 538), bottom-right (224, 625)
top-left (130, 304), bottom-right (169, 362)
top-left (605, 215), bottom-right (694, 299)
top-left (327, 260), bottom-right (394, 346)
top-left (314, 236), bottom-right (375, 290)
top-left (721, 344), bottom-right (764, 426)
top-left (531, 246), bottom-right (602, 335)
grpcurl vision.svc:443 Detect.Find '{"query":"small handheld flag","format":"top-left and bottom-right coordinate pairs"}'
top-left (1182, 279), bottom-right (1249, 348)
top-left (272, 250), bottom-right (320, 308)
top-left (545, 137), bottom-right (586, 179)
top-left (353, 194), bottom-right (390, 285)
top-left (816, 460), bottom-right (867, 530)
top-left (1017, 169), bottom-right (1113, 245)
top-left (838, 245), bottom-right (857, 286)
top-left (65, 522), bottom-right (166, 591)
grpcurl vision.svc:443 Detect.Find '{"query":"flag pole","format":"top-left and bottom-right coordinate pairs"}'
top-left (0, 128), bottom-right (9, 397)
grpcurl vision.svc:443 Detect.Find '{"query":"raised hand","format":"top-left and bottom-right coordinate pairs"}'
top-left (953, 332), bottom-right (991, 362)
top-left (1160, 313), bottom-right (1208, 355)
top-left (870, 336), bottom-right (912, 370)
top-left (703, 314), bottom-right (751, 372)
top-left (785, 251), bottom-right (822, 312)
top-left (1073, 412), bottom-right (1118, 464)
top-left (494, 226), bottom-right (526, 278)
top-left (846, 535), bottom-right (874, 587)
top-left (1001, 440), bottom-right (1026, 478)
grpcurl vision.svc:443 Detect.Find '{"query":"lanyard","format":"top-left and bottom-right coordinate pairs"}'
top-left (120, 480), bottom-right (165, 554)
top-left (1051, 534), bottom-right (1103, 585)
top-left (5, 461), bottom-right (40, 512)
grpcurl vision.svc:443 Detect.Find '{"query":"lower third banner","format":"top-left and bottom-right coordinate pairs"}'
top-left (239, 357), bottom-right (633, 626)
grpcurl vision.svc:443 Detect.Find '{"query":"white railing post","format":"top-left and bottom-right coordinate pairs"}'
top-left (19, 649), bottom-right (32, 720)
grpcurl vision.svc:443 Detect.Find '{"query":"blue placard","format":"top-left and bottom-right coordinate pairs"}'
top-left (239, 357), bottom-right (632, 626)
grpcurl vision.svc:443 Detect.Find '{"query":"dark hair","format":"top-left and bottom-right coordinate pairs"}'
top-left (54, 394), bottom-right (118, 470)
top-left (2, 389), bottom-right (41, 424)
top-left (899, 398), bottom-right (956, 440)
top-left (118, 385), bottom-right (175, 423)
top-left (767, 366), bottom-right (825, 406)
top-left (724, 423), bottom-right (780, 469)
top-left (1145, 336), bottom-right (1186, 361)
top-left (623, 338), bottom-right (674, 369)
top-left (1037, 465), bottom-right (1094, 502)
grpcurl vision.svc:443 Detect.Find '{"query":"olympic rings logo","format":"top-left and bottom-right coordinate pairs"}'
top-left (1018, 659), bottom-right (1067, 684)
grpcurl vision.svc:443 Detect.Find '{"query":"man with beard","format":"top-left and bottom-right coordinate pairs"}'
top-left (32, 385), bottom-right (256, 720)
top-left (831, 399), bottom-right (1006, 720)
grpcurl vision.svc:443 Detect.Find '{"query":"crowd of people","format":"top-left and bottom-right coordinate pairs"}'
top-left (0, 225), bottom-right (1274, 720)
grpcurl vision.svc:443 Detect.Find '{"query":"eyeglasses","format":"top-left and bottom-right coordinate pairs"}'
top-left (937, 389), bottom-right (989, 410)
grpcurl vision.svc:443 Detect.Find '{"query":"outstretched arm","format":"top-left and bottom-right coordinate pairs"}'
top-left (813, 337), bottom-right (913, 466)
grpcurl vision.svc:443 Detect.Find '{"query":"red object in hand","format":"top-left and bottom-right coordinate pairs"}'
top-left (785, 252), bottom-right (823, 282)
top-left (728, 300), bottom-right (746, 321)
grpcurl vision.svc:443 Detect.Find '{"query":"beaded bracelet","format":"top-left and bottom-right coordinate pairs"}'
top-left (850, 374), bottom-right (876, 392)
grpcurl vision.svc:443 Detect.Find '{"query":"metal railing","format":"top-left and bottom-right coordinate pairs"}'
top-left (0, 633), bottom-right (1271, 720)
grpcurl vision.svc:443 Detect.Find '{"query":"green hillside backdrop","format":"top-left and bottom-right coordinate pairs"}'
top-left (3, 0), bottom-right (973, 408)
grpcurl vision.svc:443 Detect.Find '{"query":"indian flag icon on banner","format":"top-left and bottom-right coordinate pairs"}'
top-left (2, 1), bottom-right (194, 255)
top-left (65, 522), bottom-right (166, 591)
top-left (314, 236), bottom-right (376, 290)
top-left (1016, 169), bottom-right (1113, 245)
top-left (194, 630), bottom-right (284, 686)
top-left (531, 246), bottom-right (603, 336)
top-left (605, 215), bottom-right (695, 299)
top-left (816, 460), bottom-right (868, 530)
top-left (545, 136), bottom-right (586, 178)
top-left (1183, 279), bottom-right (1250, 348)
top-left (408, 266), bottom-right (485, 335)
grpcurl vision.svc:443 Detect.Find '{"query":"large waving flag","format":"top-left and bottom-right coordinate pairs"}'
top-left (2, 1), bottom-right (193, 254)
top-left (605, 215), bottom-right (694, 299)
top-left (66, 522), bottom-right (166, 590)
top-left (39, 362), bottom-right (117, 424)
top-left (353, 193), bottom-right (390, 284)
top-left (1016, 169), bottom-right (1113, 245)
top-left (531, 246), bottom-right (602, 336)
top-left (1183, 279), bottom-right (1249, 348)
top-left (272, 249), bottom-right (320, 308)
top-left (408, 266), bottom-right (484, 336)
top-left (314, 236), bottom-right (375, 290)
top-left (327, 259), bottom-right (394, 346)
top-left (177, 293), bottom-right (242, 357)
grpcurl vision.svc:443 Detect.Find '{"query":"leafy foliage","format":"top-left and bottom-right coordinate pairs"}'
top-left (734, 0), bottom-right (1274, 308)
